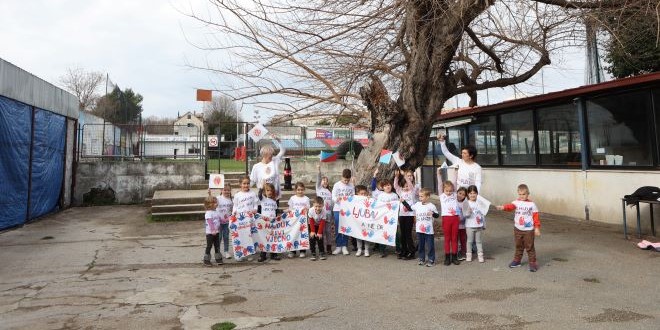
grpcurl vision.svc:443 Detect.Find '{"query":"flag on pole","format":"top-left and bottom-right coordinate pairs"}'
top-left (196, 89), bottom-right (212, 101)
top-left (320, 151), bottom-right (338, 162)
top-left (379, 149), bottom-right (393, 164)
top-left (392, 151), bottom-right (406, 167)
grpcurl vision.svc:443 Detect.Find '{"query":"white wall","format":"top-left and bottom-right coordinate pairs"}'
top-left (481, 168), bottom-right (659, 232)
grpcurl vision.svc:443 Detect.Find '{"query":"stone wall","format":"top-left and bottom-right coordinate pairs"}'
top-left (74, 161), bottom-right (205, 205)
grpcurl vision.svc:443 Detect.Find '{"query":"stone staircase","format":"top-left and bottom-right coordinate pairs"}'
top-left (149, 173), bottom-right (319, 221)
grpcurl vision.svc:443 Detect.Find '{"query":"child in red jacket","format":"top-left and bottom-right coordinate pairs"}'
top-left (308, 197), bottom-right (327, 260)
top-left (496, 184), bottom-right (541, 272)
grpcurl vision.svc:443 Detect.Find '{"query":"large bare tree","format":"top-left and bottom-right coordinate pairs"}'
top-left (59, 67), bottom-right (104, 111)
top-left (182, 0), bottom-right (658, 184)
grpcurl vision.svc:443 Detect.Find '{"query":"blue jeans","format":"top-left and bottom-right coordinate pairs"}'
top-left (417, 233), bottom-right (435, 262)
top-left (220, 223), bottom-right (229, 252)
top-left (334, 211), bottom-right (348, 247)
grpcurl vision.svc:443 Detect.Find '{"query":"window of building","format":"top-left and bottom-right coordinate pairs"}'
top-left (537, 104), bottom-right (581, 166)
top-left (587, 89), bottom-right (653, 166)
top-left (468, 116), bottom-right (498, 165)
top-left (500, 110), bottom-right (535, 165)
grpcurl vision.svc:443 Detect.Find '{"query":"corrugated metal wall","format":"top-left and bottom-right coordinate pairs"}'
top-left (0, 58), bottom-right (77, 230)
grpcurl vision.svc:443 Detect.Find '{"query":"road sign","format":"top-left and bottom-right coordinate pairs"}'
top-left (208, 135), bottom-right (218, 147)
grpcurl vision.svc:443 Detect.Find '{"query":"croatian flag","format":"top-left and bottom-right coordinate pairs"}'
top-left (379, 149), bottom-right (393, 164)
top-left (320, 150), bottom-right (338, 162)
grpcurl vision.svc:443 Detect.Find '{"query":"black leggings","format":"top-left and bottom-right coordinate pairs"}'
top-left (399, 216), bottom-right (415, 255)
top-left (205, 234), bottom-right (220, 254)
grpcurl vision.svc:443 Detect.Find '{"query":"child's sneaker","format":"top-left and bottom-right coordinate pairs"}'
top-left (224, 252), bottom-right (232, 259)
top-left (355, 249), bottom-right (362, 257)
top-left (418, 259), bottom-right (425, 266)
top-left (458, 254), bottom-right (466, 261)
top-left (310, 254), bottom-right (317, 261)
top-left (287, 252), bottom-right (295, 259)
top-left (509, 260), bottom-right (522, 268)
top-left (332, 247), bottom-right (342, 255)
top-left (478, 253), bottom-right (484, 263)
top-left (257, 254), bottom-right (267, 263)
top-left (426, 261), bottom-right (435, 267)
top-left (364, 248), bottom-right (370, 257)
top-left (203, 254), bottom-right (212, 267)
top-left (529, 262), bottom-right (538, 272)
top-left (319, 253), bottom-right (327, 260)
top-left (341, 246), bottom-right (349, 255)
top-left (466, 253), bottom-right (472, 262)
top-left (299, 252), bottom-right (306, 258)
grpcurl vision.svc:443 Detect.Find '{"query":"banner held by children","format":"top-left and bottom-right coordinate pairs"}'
top-left (230, 210), bottom-right (310, 257)
top-left (337, 195), bottom-right (398, 246)
top-left (229, 212), bottom-right (258, 259)
top-left (253, 209), bottom-right (310, 253)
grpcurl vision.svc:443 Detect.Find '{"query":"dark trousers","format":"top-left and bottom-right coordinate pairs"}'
top-left (310, 234), bottom-right (325, 255)
top-left (458, 228), bottom-right (467, 256)
top-left (513, 228), bottom-right (537, 262)
top-left (399, 216), bottom-right (415, 255)
top-left (205, 234), bottom-right (220, 255)
top-left (417, 233), bottom-right (435, 262)
top-left (260, 251), bottom-right (279, 259)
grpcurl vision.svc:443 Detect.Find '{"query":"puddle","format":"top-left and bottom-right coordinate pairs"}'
top-left (221, 294), bottom-right (247, 305)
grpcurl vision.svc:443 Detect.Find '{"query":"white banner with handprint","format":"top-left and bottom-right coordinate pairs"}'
top-left (230, 210), bottom-right (310, 258)
top-left (337, 195), bottom-right (398, 246)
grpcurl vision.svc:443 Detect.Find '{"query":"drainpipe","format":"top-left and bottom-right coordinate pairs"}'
top-left (575, 97), bottom-right (590, 221)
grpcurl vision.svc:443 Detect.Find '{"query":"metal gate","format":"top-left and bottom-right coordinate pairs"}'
top-left (205, 121), bottom-right (252, 177)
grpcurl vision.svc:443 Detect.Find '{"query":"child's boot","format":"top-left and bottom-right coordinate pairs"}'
top-left (452, 253), bottom-right (461, 265)
top-left (477, 252), bottom-right (484, 263)
top-left (215, 253), bottom-right (224, 265)
top-left (444, 254), bottom-right (451, 266)
top-left (466, 252), bottom-right (473, 262)
top-left (257, 252), bottom-right (267, 262)
top-left (203, 254), bottom-right (212, 267)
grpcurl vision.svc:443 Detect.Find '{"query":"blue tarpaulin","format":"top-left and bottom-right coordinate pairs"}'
top-left (29, 109), bottom-right (65, 219)
top-left (0, 96), bottom-right (31, 229)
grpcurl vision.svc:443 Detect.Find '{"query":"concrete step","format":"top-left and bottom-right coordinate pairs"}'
top-left (150, 211), bottom-right (205, 222)
top-left (152, 203), bottom-right (204, 213)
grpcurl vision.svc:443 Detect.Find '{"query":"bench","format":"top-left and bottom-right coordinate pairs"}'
top-left (621, 198), bottom-right (658, 239)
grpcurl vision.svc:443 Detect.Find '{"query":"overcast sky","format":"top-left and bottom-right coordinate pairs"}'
top-left (0, 0), bottom-right (597, 122)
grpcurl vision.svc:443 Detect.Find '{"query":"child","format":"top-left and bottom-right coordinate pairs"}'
top-left (332, 169), bottom-right (354, 255)
top-left (354, 185), bottom-right (370, 257)
top-left (456, 186), bottom-right (468, 261)
top-left (394, 169), bottom-right (418, 260)
top-left (376, 177), bottom-right (399, 258)
top-left (232, 176), bottom-right (259, 261)
top-left (257, 183), bottom-right (282, 262)
top-left (370, 168), bottom-right (382, 200)
top-left (216, 184), bottom-right (233, 260)
top-left (463, 185), bottom-right (486, 262)
top-left (308, 197), bottom-right (327, 261)
top-left (288, 181), bottom-right (311, 258)
top-left (316, 164), bottom-right (334, 254)
top-left (438, 180), bottom-right (461, 266)
top-left (203, 193), bottom-right (223, 266)
top-left (496, 184), bottom-right (541, 272)
top-left (401, 188), bottom-right (439, 267)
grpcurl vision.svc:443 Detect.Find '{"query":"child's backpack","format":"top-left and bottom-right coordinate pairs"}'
top-left (623, 186), bottom-right (660, 206)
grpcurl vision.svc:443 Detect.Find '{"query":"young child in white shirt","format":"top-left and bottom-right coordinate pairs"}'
top-left (394, 169), bottom-right (419, 260)
top-left (232, 176), bottom-right (259, 262)
top-left (402, 188), bottom-right (439, 267)
top-left (257, 183), bottom-right (282, 262)
top-left (203, 193), bottom-right (222, 266)
top-left (316, 164), bottom-right (334, 254)
top-left (496, 184), bottom-right (541, 272)
top-left (376, 177), bottom-right (399, 258)
top-left (215, 185), bottom-right (233, 260)
top-left (287, 181), bottom-right (311, 258)
top-left (438, 179), bottom-right (461, 266)
top-left (354, 185), bottom-right (371, 257)
top-left (332, 169), bottom-right (354, 255)
top-left (308, 197), bottom-right (328, 261)
top-left (463, 185), bottom-right (486, 263)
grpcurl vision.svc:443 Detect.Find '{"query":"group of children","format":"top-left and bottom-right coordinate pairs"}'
top-left (202, 164), bottom-right (541, 272)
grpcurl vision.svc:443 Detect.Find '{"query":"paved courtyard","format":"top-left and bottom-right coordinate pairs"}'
top-left (1, 205), bottom-right (659, 329)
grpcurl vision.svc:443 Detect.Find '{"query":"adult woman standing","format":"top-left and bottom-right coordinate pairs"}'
top-left (250, 136), bottom-right (286, 202)
top-left (436, 133), bottom-right (482, 191)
